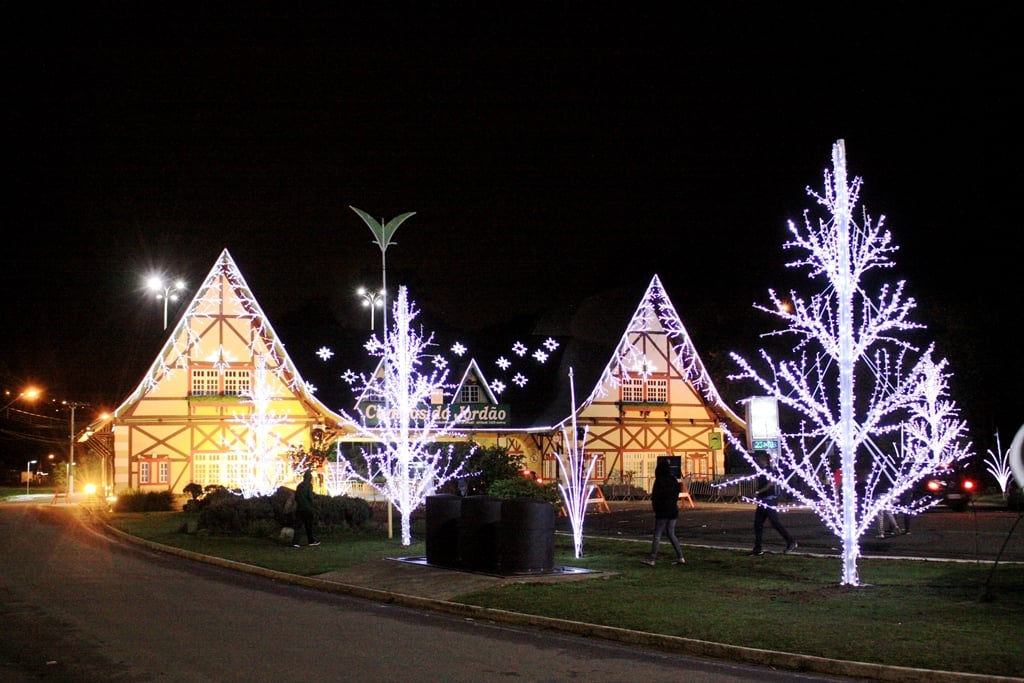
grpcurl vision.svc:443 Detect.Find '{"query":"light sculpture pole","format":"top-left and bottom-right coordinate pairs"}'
top-left (356, 287), bottom-right (385, 330)
top-left (25, 460), bottom-right (37, 494)
top-left (147, 276), bottom-right (187, 330)
top-left (349, 206), bottom-right (414, 341)
top-left (64, 401), bottom-right (89, 497)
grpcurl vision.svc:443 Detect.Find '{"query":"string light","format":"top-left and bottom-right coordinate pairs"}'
top-left (728, 140), bottom-right (971, 587)
top-left (336, 286), bottom-right (472, 546)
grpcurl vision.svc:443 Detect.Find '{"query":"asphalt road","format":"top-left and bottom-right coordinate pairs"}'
top-left (0, 502), bottom-right (856, 683)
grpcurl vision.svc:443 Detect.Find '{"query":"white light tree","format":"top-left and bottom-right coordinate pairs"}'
top-left (729, 140), bottom-right (972, 586)
top-left (337, 285), bottom-right (472, 546)
top-left (231, 354), bottom-right (292, 498)
top-left (554, 368), bottom-right (598, 559)
top-left (984, 432), bottom-right (1013, 497)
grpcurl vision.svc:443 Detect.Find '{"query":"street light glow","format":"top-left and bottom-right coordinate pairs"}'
top-left (356, 287), bottom-right (385, 330)
top-left (2, 387), bottom-right (40, 411)
top-left (147, 276), bottom-right (187, 330)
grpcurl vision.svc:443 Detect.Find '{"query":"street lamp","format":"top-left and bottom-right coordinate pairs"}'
top-left (63, 401), bottom-right (89, 497)
top-left (25, 460), bottom-right (37, 495)
top-left (2, 387), bottom-right (40, 412)
top-left (350, 207), bottom-right (415, 341)
top-left (147, 276), bottom-right (187, 330)
top-left (356, 287), bottom-right (385, 330)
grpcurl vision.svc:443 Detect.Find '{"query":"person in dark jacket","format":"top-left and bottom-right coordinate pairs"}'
top-left (642, 458), bottom-right (685, 566)
top-left (293, 470), bottom-right (320, 548)
top-left (749, 450), bottom-right (797, 555)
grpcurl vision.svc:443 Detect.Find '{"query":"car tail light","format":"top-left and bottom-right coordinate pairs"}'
top-left (962, 478), bottom-right (976, 492)
top-left (926, 479), bottom-right (942, 492)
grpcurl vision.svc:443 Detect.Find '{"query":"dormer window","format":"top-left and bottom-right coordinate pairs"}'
top-left (459, 382), bottom-right (481, 404)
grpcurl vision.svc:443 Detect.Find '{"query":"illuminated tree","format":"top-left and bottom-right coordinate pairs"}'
top-left (337, 286), bottom-right (473, 546)
top-left (554, 369), bottom-right (598, 559)
top-left (231, 354), bottom-right (292, 498)
top-left (729, 140), bottom-right (972, 586)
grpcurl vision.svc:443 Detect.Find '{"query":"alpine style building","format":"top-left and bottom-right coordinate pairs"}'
top-left (81, 249), bottom-right (746, 497)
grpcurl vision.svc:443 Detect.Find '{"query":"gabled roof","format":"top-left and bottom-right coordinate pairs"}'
top-left (527, 274), bottom-right (745, 431)
top-left (453, 358), bottom-right (500, 405)
top-left (114, 248), bottom-right (344, 424)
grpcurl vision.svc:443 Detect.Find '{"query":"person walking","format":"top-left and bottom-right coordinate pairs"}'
top-left (642, 458), bottom-right (686, 566)
top-left (876, 507), bottom-right (903, 538)
top-left (749, 450), bottom-right (798, 556)
top-left (293, 470), bottom-right (320, 548)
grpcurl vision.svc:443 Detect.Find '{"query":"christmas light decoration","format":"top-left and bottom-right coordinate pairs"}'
top-left (336, 286), bottom-right (473, 546)
top-left (983, 432), bottom-right (1013, 497)
top-left (554, 368), bottom-right (598, 558)
top-left (230, 354), bottom-right (292, 498)
top-left (729, 140), bottom-right (972, 586)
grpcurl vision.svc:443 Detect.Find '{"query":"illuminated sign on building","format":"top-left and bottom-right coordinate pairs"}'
top-left (357, 401), bottom-right (511, 427)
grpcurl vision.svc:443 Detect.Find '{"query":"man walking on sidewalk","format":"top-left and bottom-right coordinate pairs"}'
top-left (749, 450), bottom-right (798, 556)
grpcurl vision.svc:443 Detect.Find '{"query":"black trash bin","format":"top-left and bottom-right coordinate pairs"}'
top-left (425, 494), bottom-right (462, 567)
top-left (500, 498), bottom-right (555, 574)
top-left (458, 495), bottom-right (502, 572)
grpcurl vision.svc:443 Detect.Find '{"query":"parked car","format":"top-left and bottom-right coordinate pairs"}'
top-left (917, 466), bottom-right (978, 512)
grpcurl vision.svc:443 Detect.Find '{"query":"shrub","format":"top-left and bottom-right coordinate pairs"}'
top-left (190, 488), bottom-right (374, 538)
top-left (113, 490), bottom-right (177, 512)
top-left (488, 477), bottom-right (560, 506)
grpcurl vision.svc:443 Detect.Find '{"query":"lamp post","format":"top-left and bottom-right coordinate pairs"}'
top-left (2, 387), bottom-right (40, 412)
top-left (25, 460), bottom-right (37, 495)
top-left (147, 276), bottom-right (187, 330)
top-left (63, 401), bottom-right (89, 497)
top-left (356, 287), bottom-right (385, 330)
top-left (349, 207), bottom-right (415, 341)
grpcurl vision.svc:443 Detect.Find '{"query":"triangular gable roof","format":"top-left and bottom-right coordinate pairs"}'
top-left (532, 274), bottom-right (745, 431)
top-left (114, 248), bottom-right (345, 423)
top-left (453, 358), bottom-right (500, 405)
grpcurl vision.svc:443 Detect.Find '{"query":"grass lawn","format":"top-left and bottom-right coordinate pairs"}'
top-left (95, 506), bottom-right (1024, 679)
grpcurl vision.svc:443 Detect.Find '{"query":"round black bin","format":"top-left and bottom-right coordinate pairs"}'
top-left (458, 495), bottom-right (502, 572)
top-left (425, 494), bottom-right (462, 567)
top-left (500, 498), bottom-right (555, 574)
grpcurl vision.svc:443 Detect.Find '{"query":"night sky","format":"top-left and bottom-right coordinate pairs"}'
top-left (2, 6), bottom-right (1019, 465)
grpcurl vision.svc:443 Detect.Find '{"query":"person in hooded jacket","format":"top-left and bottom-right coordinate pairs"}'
top-left (642, 458), bottom-right (686, 566)
top-left (293, 470), bottom-right (320, 548)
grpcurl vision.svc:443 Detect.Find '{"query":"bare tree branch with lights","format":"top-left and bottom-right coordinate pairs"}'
top-left (729, 140), bottom-right (972, 586)
top-left (231, 354), bottom-right (292, 498)
top-left (337, 285), bottom-right (473, 546)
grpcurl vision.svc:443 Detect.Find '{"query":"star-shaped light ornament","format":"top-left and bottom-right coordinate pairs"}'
top-left (316, 346), bottom-right (335, 361)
